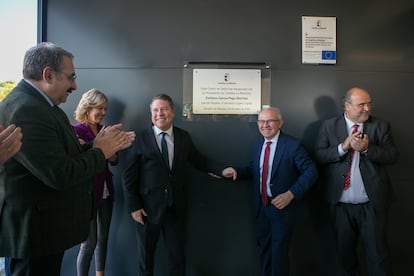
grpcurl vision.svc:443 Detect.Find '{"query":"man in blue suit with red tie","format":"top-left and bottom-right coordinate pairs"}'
top-left (223, 107), bottom-right (318, 276)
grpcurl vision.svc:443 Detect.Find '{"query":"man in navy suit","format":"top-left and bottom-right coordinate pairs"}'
top-left (123, 94), bottom-right (229, 276)
top-left (314, 87), bottom-right (399, 275)
top-left (223, 107), bottom-right (318, 276)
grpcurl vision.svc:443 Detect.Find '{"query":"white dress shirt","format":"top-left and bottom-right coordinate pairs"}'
top-left (260, 131), bottom-right (280, 197)
top-left (337, 114), bottom-right (369, 204)
top-left (153, 125), bottom-right (174, 169)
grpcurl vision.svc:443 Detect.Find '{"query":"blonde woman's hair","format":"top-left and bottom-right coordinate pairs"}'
top-left (74, 88), bottom-right (108, 123)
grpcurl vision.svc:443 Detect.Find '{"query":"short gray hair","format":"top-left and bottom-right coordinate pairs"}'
top-left (259, 107), bottom-right (283, 120)
top-left (23, 42), bottom-right (74, 81)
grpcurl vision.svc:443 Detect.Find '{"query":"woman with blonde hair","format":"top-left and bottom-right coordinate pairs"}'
top-left (73, 88), bottom-right (117, 276)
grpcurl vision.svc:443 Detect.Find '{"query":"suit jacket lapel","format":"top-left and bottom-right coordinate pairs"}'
top-left (171, 127), bottom-right (183, 171)
top-left (336, 116), bottom-right (349, 142)
top-left (146, 127), bottom-right (170, 171)
top-left (51, 106), bottom-right (82, 151)
top-left (270, 133), bottom-right (286, 180)
top-left (362, 116), bottom-right (374, 138)
top-left (253, 140), bottom-right (263, 179)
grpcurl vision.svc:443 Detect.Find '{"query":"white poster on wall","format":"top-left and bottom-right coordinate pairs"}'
top-left (302, 16), bottom-right (337, 64)
top-left (192, 69), bottom-right (261, 114)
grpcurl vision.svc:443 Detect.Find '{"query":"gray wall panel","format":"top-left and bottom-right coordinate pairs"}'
top-left (43, 0), bottom-right (413, 275)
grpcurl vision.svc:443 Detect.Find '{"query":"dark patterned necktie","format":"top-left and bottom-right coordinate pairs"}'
top-left (161, 132), bottom-right (173, 205)
top-left (161, 132), bottom-right (169, 169)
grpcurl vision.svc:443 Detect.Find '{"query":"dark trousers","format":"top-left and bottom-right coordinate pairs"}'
top-left (7, 252), bottom-right (64, 276)
top-left (77, 198), bottom-right (113, 275)
top-left (331, 202), bottom-right (391, 276)
top-left (136, 206), bottom-right (186, 276)
top-left (256, 203), bottom-right (293, 276)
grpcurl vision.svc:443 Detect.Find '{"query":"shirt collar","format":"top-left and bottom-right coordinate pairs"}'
top-left (153, 125), bottom-right (173, 137)
top-left (23, 79), bottom-right (54, 107)
top-left (264, 130), bottom-right (280, 145)
top-left (343, 113), bottom-right (362, 131)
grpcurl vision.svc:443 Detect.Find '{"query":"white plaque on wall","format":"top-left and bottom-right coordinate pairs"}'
top-left (192, 69), bottom-right (261, 114)
top-left (302, 16), bottom-right (337, 64)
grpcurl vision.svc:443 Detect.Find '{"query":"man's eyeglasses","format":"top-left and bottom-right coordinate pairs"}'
top-left (348, 101), bottom-right (373, 108)
top-left (59, 71), bottom-right (77, 81)
top-left (257, 119), bottom-right (280, 125)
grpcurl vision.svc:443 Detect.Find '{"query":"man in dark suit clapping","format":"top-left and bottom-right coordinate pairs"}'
top-left (0, 42), bottom-right (134, 276)
top-left (314, 87), bottom-right (399, 276)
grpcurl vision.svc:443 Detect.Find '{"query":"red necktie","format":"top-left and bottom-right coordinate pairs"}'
top-left (261, 141), bottom-right (272, 205)
top-left (344, 124), bottom-right (359, 190)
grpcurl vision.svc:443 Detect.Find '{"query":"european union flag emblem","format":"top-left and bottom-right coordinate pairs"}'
top-left (322, 50), bottom-right (336, 60)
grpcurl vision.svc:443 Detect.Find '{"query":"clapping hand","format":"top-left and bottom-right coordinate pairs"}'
top-left (0, 124), bottom-right (22, 165)
top-left (93, 124), bottom-right (136, 159)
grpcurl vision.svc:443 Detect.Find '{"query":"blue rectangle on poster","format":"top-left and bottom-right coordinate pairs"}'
top-left (322, 50), bottom-right (336, 60)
